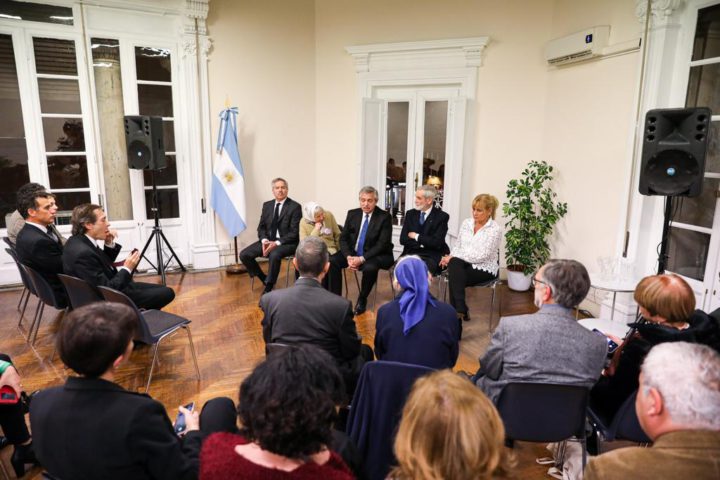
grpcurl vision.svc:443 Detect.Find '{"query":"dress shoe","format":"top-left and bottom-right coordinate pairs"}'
top-left (457, 312), bottom-right (471, 322)
top-left (354, 297), bottom-right (367, 315)
top-left (11, 441), bottom-right (37, 477)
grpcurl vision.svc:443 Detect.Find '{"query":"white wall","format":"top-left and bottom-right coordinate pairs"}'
top-left (206, 0), bottom-right (643, 294)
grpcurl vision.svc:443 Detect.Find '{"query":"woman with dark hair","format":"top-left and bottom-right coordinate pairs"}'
top-left (0, 354), bottom-right (37, 476)
top-left (200, 345), bottom-right (354, 479)
top-left (30, 303), bottom-right (205, 480)
top-left (374, 255), bottom-right (460, 369)
top-left (590, 273), bottom-right (720, 423)
top-left (439, 194), bottom-right (502, 322)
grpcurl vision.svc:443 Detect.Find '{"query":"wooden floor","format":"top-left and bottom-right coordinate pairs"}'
top-left (0, 263), bottom-right (554, 479)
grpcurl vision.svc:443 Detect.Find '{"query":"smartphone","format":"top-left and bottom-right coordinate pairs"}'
top-left (0, 386), bottom-right (19, 404)
top-left (592, 329), bottom-right (620, 354)
top-left (174, 402), bottom-right (195, 435)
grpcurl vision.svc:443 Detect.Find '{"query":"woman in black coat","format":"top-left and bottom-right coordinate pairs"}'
top-left (590, 274), bottom-right (720, 423)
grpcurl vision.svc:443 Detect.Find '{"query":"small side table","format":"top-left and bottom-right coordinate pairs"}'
top-left (588, 273), bottom-right (640, 322)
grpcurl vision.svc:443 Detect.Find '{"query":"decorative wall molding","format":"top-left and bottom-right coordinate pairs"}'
top-left (181, 35), bottom-right (212, 58)
top-left (345, 37), bottom-right (490, 73)
top-left (183, 0), bottom-right (210, 35)
top-left (635, 0), bottom-right (685, 26)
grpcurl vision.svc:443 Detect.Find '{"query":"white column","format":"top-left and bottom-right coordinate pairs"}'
top-left (180, 0), bottom-right (220, 269)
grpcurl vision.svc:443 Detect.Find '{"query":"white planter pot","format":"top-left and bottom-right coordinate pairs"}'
top-left (507, 268), bottom-right (532, 291)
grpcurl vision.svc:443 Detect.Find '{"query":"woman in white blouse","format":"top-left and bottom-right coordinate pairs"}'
top-left (439, 194), bottom-right (502, 321)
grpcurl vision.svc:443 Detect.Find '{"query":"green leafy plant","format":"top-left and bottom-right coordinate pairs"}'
top-left (502, 160), bottom-right (568, 275)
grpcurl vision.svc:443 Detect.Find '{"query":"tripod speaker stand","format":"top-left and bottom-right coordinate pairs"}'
top-left (136, 169), bottom-right (186, 285)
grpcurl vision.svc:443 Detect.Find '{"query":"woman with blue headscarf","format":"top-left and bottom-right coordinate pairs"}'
top-left (374, 256), bottom-right (460, 369)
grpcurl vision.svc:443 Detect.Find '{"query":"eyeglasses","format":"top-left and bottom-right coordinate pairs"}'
top-left (531, 276), bottom-right (548, 289)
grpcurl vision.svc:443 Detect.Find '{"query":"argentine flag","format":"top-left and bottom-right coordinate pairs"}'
top-left (211, 107), bottom-right (247, 237)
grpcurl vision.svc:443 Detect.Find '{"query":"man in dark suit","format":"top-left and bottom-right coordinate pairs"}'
top-left (399, 185), bottom-right (449, 274)
top-left (261, 237), bottom-right (371, 394)
top-left (14, 189), bottom-right (67, 308)
top-left (7, 182), bottom-right (66, 247)
top-left (62, 203), bottom-right (174, 310)
top-left (335, 186), bottom-right (394, 314)
top-left (239, 177), bottom-right (302, 294)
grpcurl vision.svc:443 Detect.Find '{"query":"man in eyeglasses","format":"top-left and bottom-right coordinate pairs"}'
top-left (473, 259), bottom-right (607, 403)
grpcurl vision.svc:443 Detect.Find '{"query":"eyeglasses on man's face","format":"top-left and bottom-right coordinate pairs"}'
top-left (531, 275), bottom-right (548, 289)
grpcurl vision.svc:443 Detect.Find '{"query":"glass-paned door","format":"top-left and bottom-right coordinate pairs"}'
top-left (33, 36), bottom-right (91, 220)
top-left (0, 33), bottom-right (30, 227)
top-left (669, 3), bottom-right (720, 310)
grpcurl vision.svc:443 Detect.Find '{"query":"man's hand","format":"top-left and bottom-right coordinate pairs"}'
top-left (105, 229), bottom-right (119, 246)
top-left (439, 255), bottom-right (452, 268)
top-left (408, 231), bottom-right (418, 240)
top-left (123, 250), bottom-right (141, 270)
top-left (264, 242), bottom-right (278, 256)
top-left (0, 366), bottom-right (22, 396)
top-left (347, 256), bottom-right (364, 270)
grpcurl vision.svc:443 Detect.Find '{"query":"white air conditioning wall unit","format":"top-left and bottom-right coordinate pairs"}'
top-left (545, 26), bottom-right (610, 65)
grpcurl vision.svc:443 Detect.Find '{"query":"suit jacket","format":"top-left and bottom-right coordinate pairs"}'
top-left (375, 298), bottom-right (459, 369)
top-left (7, 210), bottom-right (66, 246)
top-left (15, 223), bottom-right (65, 305)
top-left (584, 430), bottom-right (720, 480)
top-left (339, 207), bottom-right (394, 260)
top-left (260, 278), bottom-right (362, 369)
top-left (476, 304), bottom-right (607, 403)
top-left (256, 197), bottom-right (302, 246)
top-left (30, 376), bottom-right (201, 480)
top-left (62, 234), bottom-right (132, 292)
top-left (399, 207), bottom-right (449, 263)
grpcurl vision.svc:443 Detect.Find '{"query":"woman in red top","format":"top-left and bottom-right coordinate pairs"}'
top-left (200, 345), bottom-right (354, 479)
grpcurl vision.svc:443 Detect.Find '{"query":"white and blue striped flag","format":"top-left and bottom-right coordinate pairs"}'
top-left (211, 107), bottom-right (247, 237)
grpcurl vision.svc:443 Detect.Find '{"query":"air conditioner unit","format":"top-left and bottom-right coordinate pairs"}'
top-left (545, 26), bottom-right (610, 66)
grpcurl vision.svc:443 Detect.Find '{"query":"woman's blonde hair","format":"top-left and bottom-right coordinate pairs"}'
top-left (391, 370), bottom-right (512, 480)
top-left (633, 274), bottom-right (695, 324)
top-left (472, 194), bottom-right (499, 219)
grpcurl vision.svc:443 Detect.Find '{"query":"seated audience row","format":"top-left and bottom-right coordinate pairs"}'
top-left (12, 184), bottom-right (174, 311)
top-left (240, 177), bottom-right (501, 321)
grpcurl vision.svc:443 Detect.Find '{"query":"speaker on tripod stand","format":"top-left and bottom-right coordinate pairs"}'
top-left (124, 115), bottom-right (185, 284)
top-left (638, 107), bottom-right (711, 274)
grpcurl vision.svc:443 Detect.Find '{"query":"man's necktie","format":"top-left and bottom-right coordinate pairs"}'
top-left (46, 226), bottom-right (58, 244)
top-left (356, 214), bottom-right (370, 256)
top-left (269, 203), bottom-right (280, 241)
top-left (419, 211), bottom-right (426, 226)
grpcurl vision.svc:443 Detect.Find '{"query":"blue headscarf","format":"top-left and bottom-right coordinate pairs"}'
top-left (395, 256), bottom-right (436, 335)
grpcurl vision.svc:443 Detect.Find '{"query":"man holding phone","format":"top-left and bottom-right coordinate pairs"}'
top-left (62, 203), bottom-right (175, 310)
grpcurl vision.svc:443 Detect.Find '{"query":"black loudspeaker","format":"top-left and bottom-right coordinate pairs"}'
top-left (638, 107), bottom-right (711, 197)
top-left (124, 115), bottom-right (166, 170)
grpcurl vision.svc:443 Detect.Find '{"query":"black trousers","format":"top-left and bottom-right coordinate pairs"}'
top-left (330, 253), bottom-right (394, 299)
top-left (447, 257), bottom-right (496, 315)
top-left (323, 252), bottom-right (345, 296)
top-left (124, 281), bottom-right (175, 310)
top-left (239, 241), bottom-right (297, 288)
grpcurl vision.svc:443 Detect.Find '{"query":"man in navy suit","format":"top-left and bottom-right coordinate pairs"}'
top-left (399, 185), bottom-right (449, 274)
top-left (336, 186), bottom-right (394, 314)
top-left (14, 189), bottom-right (67, 307)
top-left (62, 204), bottom-right (174, 310)
top-left (240, 178), bottom-right (302, 294)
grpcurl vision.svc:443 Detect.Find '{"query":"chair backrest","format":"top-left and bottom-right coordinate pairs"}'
top-left (346, 361), bottom-right (435, 480)
top-left (496, 382), bottom-right (589, 443)
top-left (57, 274), bottom-right (103, 309)
top-left (23, 264), bottom-right (62, 308)
top-left (2, 236), bottom-right (15, 250)
top-left (610, 390), bottom-right (651, 443)
top-left (5, 247), bottom-right (37, 296)
top-left (97, 286), bottom-right (154, 344)
top-left (265, 342), bottom-right (290, 356)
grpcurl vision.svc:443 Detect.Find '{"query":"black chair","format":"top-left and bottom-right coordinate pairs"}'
top-left (440, 264), bottom-right (502, 329)
top-left (496, 382), bottom-right (589, 468)
top-left (3, 239), bottom-right (26, 312)
top-left (249, 256), bottom-right (296, 292)
top-left (4, 248), bottom-right (38, 327)
top-left (97, 286), bottom-right (201, 392)
top-left (23, 265), bottom-right (68, 345)
top-left (587, 390), bottom-right (651, 454)
top-left (349, 268), bottom-right (395, 310)
top-left (264, 342), bottom-right (290, 356)
top-left (57, 274), bottom-right (103, 310)
top-left (346, 361), bottom-right (434, 480)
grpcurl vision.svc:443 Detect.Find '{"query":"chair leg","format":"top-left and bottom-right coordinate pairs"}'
top-left (250, 276), bottom-right (255, 292)
top-left (342, 269), bottom-right (349, 298)
top-left (145, 342), bottom-right (161, 393)
top-left (285, 258), bottom-right (291, 288)
top-left (184, 326), bottom-right (201, 380)
top-left (489, 285), bottom-right (496, 330)
top-left (31, 303), bottom-right (46, 345)
top-left (16, 287), bottom-right (27, 311)
top-left (18, 294), bottom-right (33, 327)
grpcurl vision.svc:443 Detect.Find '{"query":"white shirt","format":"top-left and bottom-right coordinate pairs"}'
top-left (450, 218), bottom-right (501, 274)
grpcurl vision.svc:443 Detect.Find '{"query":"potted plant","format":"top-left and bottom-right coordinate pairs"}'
top-left (502, 160), bottom-right (568, 291)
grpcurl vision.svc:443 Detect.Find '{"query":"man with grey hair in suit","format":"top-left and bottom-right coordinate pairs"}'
top-left (585, 342), bottom-right (720, 480)
top-left (474, 259), bottom-right (607, 403)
